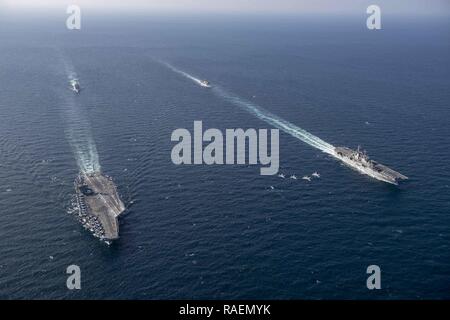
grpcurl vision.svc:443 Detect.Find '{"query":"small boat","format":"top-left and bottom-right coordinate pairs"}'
top-left (302, 176), bottom-right (311, 182)
top-left (70, 79), bottom-right (81, 93)
top-left (278, 173), bottom-right (285, 179)
top-left (200, 80), bottom-right (211, 88)
top-left (312, 172), bottom-right (320, 178)
top-left (290, 175), bottom-right (297, 180)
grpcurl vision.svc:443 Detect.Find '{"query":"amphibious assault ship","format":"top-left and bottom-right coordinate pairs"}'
top-left (74, 172), bottom-right (125, 241)
top-left (334, 146), bottom-right (408, 185)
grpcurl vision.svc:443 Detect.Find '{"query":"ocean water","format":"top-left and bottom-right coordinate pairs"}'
top-left (0, 13), bottom-right (449, 299)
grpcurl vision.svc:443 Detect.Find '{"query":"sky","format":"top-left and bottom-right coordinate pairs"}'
top-left (2, 0), bottom-right (449, 15)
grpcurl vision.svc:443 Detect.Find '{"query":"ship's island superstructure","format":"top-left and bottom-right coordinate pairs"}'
top-left (75, 172), bottom-right (125, 241)
top-left (334, 146), bottom-right (408, 185)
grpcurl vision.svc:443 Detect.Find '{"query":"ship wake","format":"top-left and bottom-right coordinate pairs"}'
top-left (160, 61), bottom-right (335, 156)
top-left (213, 86), bottom-right (335, 155)
top-left (159, 60), bottom-right (209, 88)
top-left (61, 56), bottom-right (100, 173)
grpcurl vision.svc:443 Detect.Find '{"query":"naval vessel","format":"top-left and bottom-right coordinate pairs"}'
top-left (74, 172), bottom-right (125, 241)
top-left (334, 146), bottom-right (408, 185)
top-left (70, 79), bottom-right (81, 94)
top-left (200, 80), bottom-right (211, 88)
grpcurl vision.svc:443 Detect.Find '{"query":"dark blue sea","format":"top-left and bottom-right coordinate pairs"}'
top-left (0, 12), bottom-right (449, 299)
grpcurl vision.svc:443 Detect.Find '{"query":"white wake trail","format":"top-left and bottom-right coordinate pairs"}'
top-left (161, 62), bottom-right (335, 155)
top-left (61, 57), bottom-right (101, 173)
top-left (214, 87), bottom-right (335, 155)
top-left (159, 60), bottom-right (207, 87)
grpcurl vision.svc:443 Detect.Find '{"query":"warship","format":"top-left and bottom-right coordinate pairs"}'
top-left (70, 79), bottom-right (81, 94)
top-left (200, 80), bottom-right (211, 88)
top-left (74, 172), bottom-right (125, 241)
top-left (334, 146), bottom-right (408, 185)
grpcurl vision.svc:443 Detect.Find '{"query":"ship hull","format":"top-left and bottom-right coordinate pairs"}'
top-left (74, 172), bottom-right (125, 241)
top-left (333, 150), bottom-right (399, 185)
top-left (71, 85), bottom-right (80, 93)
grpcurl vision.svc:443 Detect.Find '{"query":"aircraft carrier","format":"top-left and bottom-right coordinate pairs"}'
top-left (74, 172), bottom-right (125, 241)
top-left (334, 146), bottom-right (408, 185)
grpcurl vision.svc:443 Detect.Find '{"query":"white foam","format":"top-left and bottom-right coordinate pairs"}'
top-left (159, 61), bottom-right (335, 156)
top-left (61, 56), bottom-right (101, 173)
top-left (213, 86), bottom-right (335, 155)
top-left (159, 61), bottom-right (206, 87)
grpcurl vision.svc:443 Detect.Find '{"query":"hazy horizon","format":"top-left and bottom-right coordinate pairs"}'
top-left (2, 0), bottom-right (449, 16)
